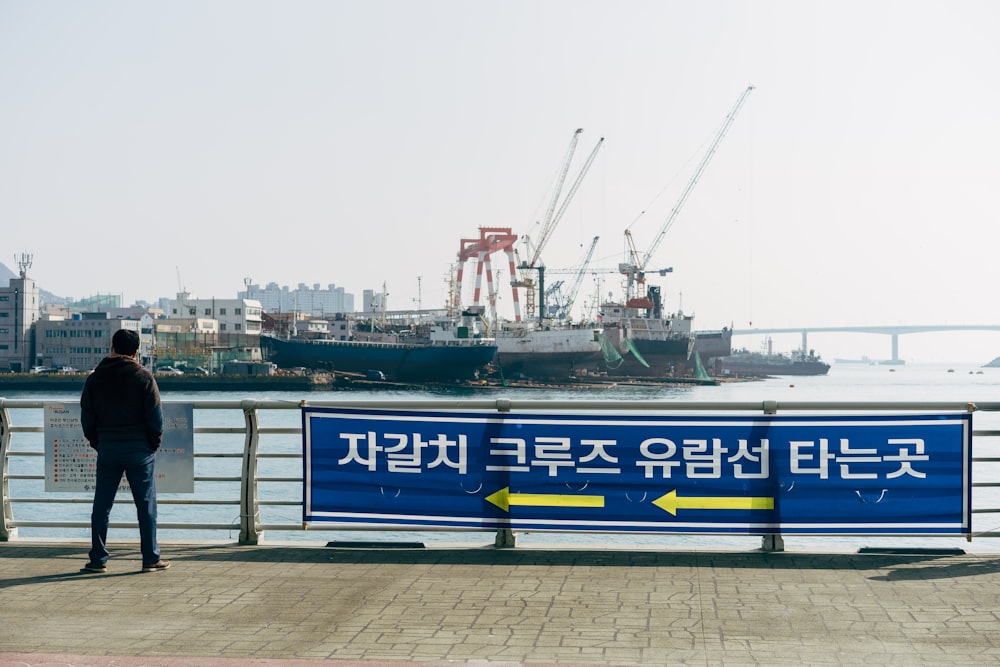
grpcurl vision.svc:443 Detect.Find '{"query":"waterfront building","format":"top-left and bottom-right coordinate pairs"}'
top-left (167, 292), bottom-right (264, 335)
top-left (153, 317), bottom-right (259, 370)
top-left (0, 258), bottom-right (40, 372)
top-left (163, 293), bottom-right (264, 370)
top-left (35, 313), bottom-right (144, 370)
top-left (156, 318), bottom-right (218, 334)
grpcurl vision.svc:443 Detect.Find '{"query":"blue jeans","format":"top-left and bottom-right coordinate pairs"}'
top-left (89, 439), bottom-right (160, 567)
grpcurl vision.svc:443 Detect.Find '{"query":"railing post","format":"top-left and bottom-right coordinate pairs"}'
top-left (760, 399), bottom-right (783, 552)
top-left (494, 528), bottom-right (516, 548)
top-left (0, 399), bottom-right (16, 541)
top-left (967, 402), bottom-right (976, 544)
top-left (239, 399), bottom-right (261, 544)
top-left (493, 398), bottom-right (516, 548)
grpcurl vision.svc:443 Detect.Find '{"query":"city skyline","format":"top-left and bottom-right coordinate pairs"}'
top-left (3, 258), bottom-right (999, 366)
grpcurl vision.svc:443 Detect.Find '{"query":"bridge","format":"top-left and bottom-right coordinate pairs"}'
top-left (730, 325), bottom-right (1000, 363)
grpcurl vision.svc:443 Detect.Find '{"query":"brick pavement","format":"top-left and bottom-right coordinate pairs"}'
top-left (2, 541), bottom-right (1000, 666)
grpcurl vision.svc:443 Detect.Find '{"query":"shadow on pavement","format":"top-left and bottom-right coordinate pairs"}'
top-left (10, 543), bottom-right (965, 567)
top-left (0, 568), bottom-right (144, 590)
top-left (869, 557), bottom-right (1000, 580)
top-left (4, 542), bottom-right (999, 576)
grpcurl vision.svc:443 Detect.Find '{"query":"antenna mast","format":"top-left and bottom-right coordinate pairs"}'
top-left (16, 253), bottom-right (32, 278)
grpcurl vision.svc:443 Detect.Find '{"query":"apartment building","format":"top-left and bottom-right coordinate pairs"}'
top-left (0, 270), bottom-right (40, 372)
top-left (167, 292), bottom-right (263, 334)
top-left (34, 314), bottom-right (145, 370)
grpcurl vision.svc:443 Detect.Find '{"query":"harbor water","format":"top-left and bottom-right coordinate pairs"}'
top-left (5, 360), bottom-right (1000, 553)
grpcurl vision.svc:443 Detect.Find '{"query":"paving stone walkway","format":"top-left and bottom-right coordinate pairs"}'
top-left (2, 542), bottom-right (1000, 666)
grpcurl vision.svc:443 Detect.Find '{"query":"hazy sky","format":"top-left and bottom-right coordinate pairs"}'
top-left (2, 1), bottom-right (998, 362)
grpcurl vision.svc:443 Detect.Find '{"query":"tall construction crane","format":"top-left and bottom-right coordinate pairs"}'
top-left (620, 85), bottom-right (754, 299)
top-left (514, 129), bottom-right (604, 322)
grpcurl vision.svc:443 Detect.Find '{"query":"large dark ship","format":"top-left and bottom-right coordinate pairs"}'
top-left (261, 315), bottom-right (497, 382)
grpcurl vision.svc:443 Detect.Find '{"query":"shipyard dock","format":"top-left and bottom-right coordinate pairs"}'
top-left (2, 540), bottom-right (1000, 666)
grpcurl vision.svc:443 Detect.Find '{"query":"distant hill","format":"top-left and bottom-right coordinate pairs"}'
top-left (0, 261), bottom-right (68, 304)
top-left (0, 262), bottom-right (15, 284)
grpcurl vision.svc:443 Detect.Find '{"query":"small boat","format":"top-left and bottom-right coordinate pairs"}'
top-left (720, 337), bottom-right (830, 377)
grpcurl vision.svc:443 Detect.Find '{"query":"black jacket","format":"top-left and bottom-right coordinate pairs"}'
top-left (80, 356), bottom-right (163, 450)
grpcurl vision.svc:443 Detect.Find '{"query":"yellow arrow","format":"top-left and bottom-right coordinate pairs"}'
top-left (653, 490), bottom-right (774, 516)
top-left (485, 487), bottom-right (605, 512)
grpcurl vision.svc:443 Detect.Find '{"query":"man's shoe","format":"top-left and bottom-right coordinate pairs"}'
top-left (82, 562), bottom-right (107, 573)
top-left (141, 560), bottom-right (171, 573)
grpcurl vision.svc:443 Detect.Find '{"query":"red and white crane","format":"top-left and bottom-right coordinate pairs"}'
top-left (453, 226), bottom-right (519, 319)
top-left (454, 129), bottom-right (603, 323)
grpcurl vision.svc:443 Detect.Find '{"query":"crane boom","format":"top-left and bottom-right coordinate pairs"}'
top-left (637, 85), bottom-right (754, 272)
top-left (531, 136), bottom-right (605, 267)
top-left (528, 128), bottom-right (583, 268)
top-left (514, 128), bottom-right (604, 323)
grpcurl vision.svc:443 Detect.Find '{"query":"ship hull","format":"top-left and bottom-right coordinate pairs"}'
top-left (600, 326), bottom-right (693, 377)
top-left (719, 359), bottom-right (830, 377)
top-left (693, 329), bottom-right (733, 360)
top-left (605, 338), bottom-right (693, 377)
top-left (261, 336), bottom-right (497, 381)
top-left (492, 327), bottom-right (604, 380)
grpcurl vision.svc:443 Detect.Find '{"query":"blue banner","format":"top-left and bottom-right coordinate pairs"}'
top-left (303, 408), bottom-right (972, 535)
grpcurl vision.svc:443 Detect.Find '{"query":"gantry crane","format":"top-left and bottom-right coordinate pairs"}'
top-left (620, 85), bottom-right (755, 302)
top-left (543, 279), bottom-right (566, 318)
top-left (452, 226), bottom-right (519, 321)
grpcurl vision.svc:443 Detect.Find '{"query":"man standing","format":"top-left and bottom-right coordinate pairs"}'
top-left (80, 328), bottom-right (170, 573)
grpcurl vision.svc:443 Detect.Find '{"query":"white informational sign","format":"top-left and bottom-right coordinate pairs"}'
top-left (45, 402), bottom-right (195, 493)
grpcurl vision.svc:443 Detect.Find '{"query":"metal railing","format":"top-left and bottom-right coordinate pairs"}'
top-left (3, 397), bottom-right (1000, 549)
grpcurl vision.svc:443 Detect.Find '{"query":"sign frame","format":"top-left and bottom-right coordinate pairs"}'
top-left (303, 407), bottom-right (972, 536)
top-left (45, 401), bottom-right (195, 494)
